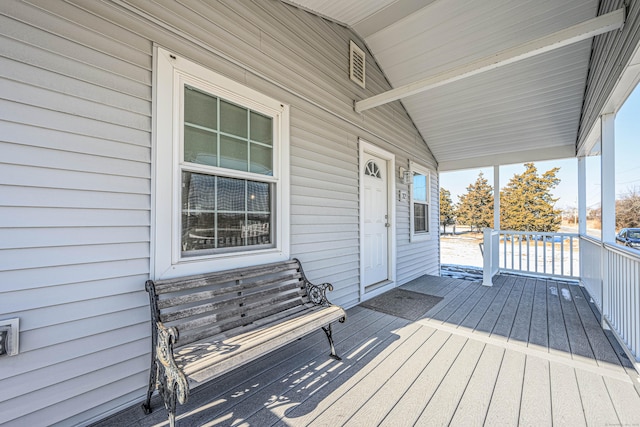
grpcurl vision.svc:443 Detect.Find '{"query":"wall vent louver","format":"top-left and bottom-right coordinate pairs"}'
top-left (349, 41), bottom-right (366, 88)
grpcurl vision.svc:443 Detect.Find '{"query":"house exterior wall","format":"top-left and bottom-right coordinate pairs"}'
top-left (0, 0), bottom-right (437, 425)
top-left (578, 0), bottom-right (640, 151)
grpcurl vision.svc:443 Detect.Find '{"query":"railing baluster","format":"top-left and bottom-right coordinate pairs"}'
top-left (526, 234), bottom-right (530, 272)
top-left (511, 234), bottom-right (514, 270)
top-left (560, 236), bottom-right (564, 276)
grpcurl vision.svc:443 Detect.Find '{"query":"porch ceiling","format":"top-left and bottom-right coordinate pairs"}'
top-left (287, 0), bottom-right (602, 171)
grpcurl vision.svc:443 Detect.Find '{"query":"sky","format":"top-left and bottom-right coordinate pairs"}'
top-left (440, 84), bottom-right (640, 212)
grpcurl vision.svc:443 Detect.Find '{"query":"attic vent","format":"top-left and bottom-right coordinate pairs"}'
top-left (349, 41), bottom-right (366, 88)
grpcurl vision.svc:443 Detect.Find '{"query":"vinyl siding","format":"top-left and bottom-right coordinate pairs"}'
top-left (0, 0), bottom-right (437, 425)
top-left (577, 0), bottom-right (640, 150)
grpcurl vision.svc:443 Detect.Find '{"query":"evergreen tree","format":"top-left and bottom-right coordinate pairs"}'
top-left (500, 163), bottom-right (561, 232)
top-left (440, 187), bottom-right (456, 234)
top-left (457, 172), bottom-right (494, 231)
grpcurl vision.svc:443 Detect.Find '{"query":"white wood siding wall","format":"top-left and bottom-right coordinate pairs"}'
top-left (0, 0), bottom-right (437, 425)
top-left (578, 0), bottom-right (640, 151)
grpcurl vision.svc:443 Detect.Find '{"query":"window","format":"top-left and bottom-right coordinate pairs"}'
top-left (410, 162), bottom-right (431, 241)
top-left (154, 48), bottom-right (290, 278)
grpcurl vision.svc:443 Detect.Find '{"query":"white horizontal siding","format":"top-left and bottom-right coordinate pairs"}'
top-left (0, 1), bottom-right (153, 425)
top-left (0, 0), bottom-right (437, 425)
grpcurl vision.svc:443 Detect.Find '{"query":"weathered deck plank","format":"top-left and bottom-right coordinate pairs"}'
top-left (414, 338), bottom-right (485, 426)
top-left (377, 334), bottom-right (468, 427)
top-left (341, 329), bottom-right (451, 427)
top-left (550, 362), bottom-right (587, 426)
top-left (546, 279), bottom-right (572, 355)
top-left (509, 277), bottom-right (536, 345)
top-left (491, 276), bottom-right (526, 341)
top-left (448, 344), bottom-right (504, 426)
top-left (575, 369), bottom-right (623, 425)
top-left (528, 279), bottom-right (549, 351)
top-left (483, 349), bottom-right (526, 426)
top-left (558, 282), bottom-right (597, 363)
top-left (98, 274), bottom-right (640, 427)
top-left (519, 355), bottom-right (552, 426)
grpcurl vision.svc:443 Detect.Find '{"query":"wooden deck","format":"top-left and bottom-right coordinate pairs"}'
top-left (96, 274), bottom-right (640, 426)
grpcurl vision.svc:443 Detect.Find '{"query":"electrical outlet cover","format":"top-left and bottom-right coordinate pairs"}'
top-left (0, 318), bottom-right (19, 356)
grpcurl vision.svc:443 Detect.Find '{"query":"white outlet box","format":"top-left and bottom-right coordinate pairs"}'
top-left (0, 318), bottom-right (19, 356)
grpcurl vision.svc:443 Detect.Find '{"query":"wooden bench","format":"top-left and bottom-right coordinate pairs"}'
top-left (141, 258), bottom-right (346, 426)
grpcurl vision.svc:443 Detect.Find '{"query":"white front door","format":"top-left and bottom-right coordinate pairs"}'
top-left (363, 152), bottom-right (389, 286)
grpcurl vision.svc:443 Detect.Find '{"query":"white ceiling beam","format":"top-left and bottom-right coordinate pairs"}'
top-left (355, 8), bottom-right (625, 113)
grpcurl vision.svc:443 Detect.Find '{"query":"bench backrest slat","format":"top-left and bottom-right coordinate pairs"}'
top-left (153, 260), bottom-right (300, 294)
top-left (178, 299), bottom-right (305, 346)
top-left (149, 259), bottom-right (314, 347)
top-left (157, 273), bottom-right (302, 311)
top-left (166, 285), bottom-right (304, 329)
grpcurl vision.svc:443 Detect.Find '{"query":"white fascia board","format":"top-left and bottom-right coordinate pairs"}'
top-left (355, 8), bottom-right (625, 113)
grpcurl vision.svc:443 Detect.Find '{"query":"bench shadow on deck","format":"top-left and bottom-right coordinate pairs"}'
top-left (96, 274), bottom-right (640, 427)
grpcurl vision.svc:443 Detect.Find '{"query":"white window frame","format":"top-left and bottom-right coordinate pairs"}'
top-left (409, 161), bottom-right (432, 242)
top-left (152, 47), bottom-right (290, 279)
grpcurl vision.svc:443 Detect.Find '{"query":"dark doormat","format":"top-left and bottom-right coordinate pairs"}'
top-left (360, 288), bottom-right (444, 321)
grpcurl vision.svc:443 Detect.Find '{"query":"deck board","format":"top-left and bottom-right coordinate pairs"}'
top-left (448, 344), bottom-right (504, 427)
top-left (483, 349), bottom-right (526, 426)
top-left (546, 279), bottom-right (572, 356)
top-left (97, 274), bottom-right (640, 427)
top-left (528, 279), bottom-right (549, 350)
top-left (414, 338), bottom-right (485, 426)
top-left (558, 282), bottom-right (597, 363)
top-left (509, 277), bottom-right (536, 345)
top-left (519, 356), bottom-right (552, 426)
top-left (491, 276), bottom-right (526, 341)
top-left (550, 362), bottom-right (587, 426)
top-left (377, 334), bottom-right (468, 427)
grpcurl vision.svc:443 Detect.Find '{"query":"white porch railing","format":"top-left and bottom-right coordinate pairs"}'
top-left (483, 230), bottom-right (580, 279)
top-left (579, 236), bottom-right (640, 362)
top-left (580, 236), bottom-right (603, 309)
top-left (482, 228), bottom-right (500, 286)
top-left (602, 242), bottom-right (640, 362)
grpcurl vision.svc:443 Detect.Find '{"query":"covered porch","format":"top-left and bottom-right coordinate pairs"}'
top-left (96, 274), bottom-right (640, 426)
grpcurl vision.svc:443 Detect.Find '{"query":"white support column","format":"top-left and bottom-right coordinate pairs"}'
top-left (601, 113), bottom-right (616, 243)
top-left (493, 165), bottom-right (500, 231)
top-left (600, 113), bottom-right (615, 329)
top-left (577, 157), bottom-right (587, 236)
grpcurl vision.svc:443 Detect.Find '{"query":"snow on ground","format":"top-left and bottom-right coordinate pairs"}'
top-left (441, 232), bottom-right (580, 278)
top-left (441, 234), bottom-right (484, 268)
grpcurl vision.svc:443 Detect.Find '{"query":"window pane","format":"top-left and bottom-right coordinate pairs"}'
top-left (184, 126), bottom-right (217, 166)
top-left (182, 172), bottom-right (216, 251)
top-left (217, 213), bottom-right (244, 248)
top-left (414, 203), bottom-right (427, 233)
top-left (248, 181), bottom-right (270, 212)
top-left (220, 135), bottom-right (248, 171)
top-left (250, 111), bottom-right (272, 145)
top-left (217, 176), bottom-right (245, 211)
top-left (184, 86), bottom-right (217, 130)
top-left (246, 214), bottom-right (271, 246)
top-left (250, 143), bottom-right (272, 175)
top-left (413, 174), bottom-right (427, 202)
top-left (220, 100), bottom-right (247, 138)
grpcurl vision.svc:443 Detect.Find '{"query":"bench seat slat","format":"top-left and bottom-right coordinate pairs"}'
top-left (154, 260), bottom-right (300, 294)
top-left (179, 305), bottom-right (345, 383)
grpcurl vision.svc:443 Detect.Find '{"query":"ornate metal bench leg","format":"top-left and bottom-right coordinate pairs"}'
top-left (142, 359), bottom-right (158, 414)
top-left (322, 324), bottom-right (341, 361)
